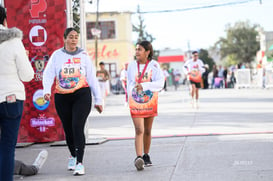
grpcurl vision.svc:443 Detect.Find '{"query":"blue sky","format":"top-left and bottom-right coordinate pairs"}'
top-left (86, 0), bottom-right (273, 51)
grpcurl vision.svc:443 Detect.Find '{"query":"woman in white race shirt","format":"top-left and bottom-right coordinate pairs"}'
top-left (43, 27), bottom-right (103, 176)
top-left (127, 41), bottom-right (164, 171)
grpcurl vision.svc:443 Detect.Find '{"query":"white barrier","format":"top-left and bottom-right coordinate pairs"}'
top-left (251, 69), bottom-right (263, 88)
top-left (235, 69), bottom-right (251, 88)
top-left (265, 69), bottom-right (273, 88)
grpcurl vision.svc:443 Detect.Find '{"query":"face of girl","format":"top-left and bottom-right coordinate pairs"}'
top-left (135, 44), bottom-right (150, 62)
top-left (64, 30), bottom-right (79, 52)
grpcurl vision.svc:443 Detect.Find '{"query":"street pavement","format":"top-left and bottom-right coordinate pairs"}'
top-left (14, 86), bottom-right (273, 181)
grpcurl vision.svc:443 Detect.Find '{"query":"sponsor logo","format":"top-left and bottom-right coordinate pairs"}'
top-left (33, 89), bottom-right (49, 110)
top-left (29, 25), bottom-right (47, 46)
top-left (30, 114), bottom-right (55, 132)
top-left (29, 0), bottom-right (47, 18)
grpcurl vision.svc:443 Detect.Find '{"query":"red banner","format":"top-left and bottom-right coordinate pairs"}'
top-left (4, 0), bottom-right (67, 142)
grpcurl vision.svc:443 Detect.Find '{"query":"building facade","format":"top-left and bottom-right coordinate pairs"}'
top-left (86, 11), bottom-right (135, 78)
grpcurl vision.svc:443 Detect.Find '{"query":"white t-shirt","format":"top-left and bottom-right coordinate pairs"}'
top-left (183, 59), bottom-right (205, 74)
top-left (127, 60), bottom-right (165, 94)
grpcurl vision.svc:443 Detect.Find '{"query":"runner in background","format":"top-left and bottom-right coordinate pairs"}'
top-left (183, 51), bottom-right (205, 108)
top-left (162, 67), bottom-right (170, 92)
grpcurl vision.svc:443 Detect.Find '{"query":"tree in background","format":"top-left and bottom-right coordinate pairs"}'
top-left (198, 49), bottom-right (214, 72)
top-left (214, 21), bottom-right (260, 66)
top-left (133, 5), bottom-right (155, 43)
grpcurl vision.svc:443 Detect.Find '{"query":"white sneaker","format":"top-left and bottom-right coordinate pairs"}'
top-left (33, 150), bottom-right (48, 170)
top-left (68, 156), bottom-right (76, 170)
top-left (191, 98), bottom-right (195, 108)
top-left (73, 163), bottom-right (85, 175)
top-left (195, 99), bottom-right (199, 109)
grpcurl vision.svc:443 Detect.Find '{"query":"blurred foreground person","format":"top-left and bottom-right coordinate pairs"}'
top-left (0, 5), bottom-right (34, 181)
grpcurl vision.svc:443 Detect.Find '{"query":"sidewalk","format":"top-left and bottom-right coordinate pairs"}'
top-left (14, 88), bottom-right (273, 181)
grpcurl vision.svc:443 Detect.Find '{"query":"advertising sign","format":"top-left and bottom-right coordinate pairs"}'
top-left (4, 0), bottom-right (67, 142)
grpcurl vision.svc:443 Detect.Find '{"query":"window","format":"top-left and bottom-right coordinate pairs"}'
top-left (105, 63), bottom-right (117, 78)
top-left (86, 21), bottom-right (116, 40)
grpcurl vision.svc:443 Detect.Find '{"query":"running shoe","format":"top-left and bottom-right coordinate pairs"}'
top-left (134, 156), bottom-right (144, 171)
top-left (33, 149), bottom-right (48, 170)
top-left (68, 156), bottom-right (76, 170)
top-left (143, 154), bottom-right (152, 167)
top-left (73, 163), bottom-right (85, 175)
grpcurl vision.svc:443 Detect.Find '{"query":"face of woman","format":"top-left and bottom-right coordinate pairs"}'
top-left (135, 44), bottom-right (150, 63)
top-left (64, 30), bottom-right (79, 52)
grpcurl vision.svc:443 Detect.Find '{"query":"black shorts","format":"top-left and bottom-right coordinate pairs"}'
top-left (190, 80), bottom-right (201, 88)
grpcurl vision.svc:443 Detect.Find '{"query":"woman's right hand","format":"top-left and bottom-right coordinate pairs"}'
top-left (94, 105), bottom-right (103, 113)
top-left (44, 94), bottom-right (51, 101)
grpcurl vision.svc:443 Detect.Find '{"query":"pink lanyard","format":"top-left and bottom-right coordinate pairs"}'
top-left (137, 60), bottom-right (149, 84)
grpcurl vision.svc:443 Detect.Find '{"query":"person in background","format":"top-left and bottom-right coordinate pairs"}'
top-left (162, 67), bottom-right (170, 91)
top-left (202, 64), bottom-right (210, 89)
top-left (14, 150), bottom-right (48, 177)
top-left (211, 64), bottom-right (218, 89)
top-left (96, 61), bottom-right (110, 107)
top-left (218, 65), bottom-right (224, 88)
top-left (173, 69), bottom-right (181, 91)
top-left (43, 27), bottom-right (103, 176)
top-left (120, 63), bottom-right (128, 106)
top-left (0, 5), bottom-right (34, 181)
top-left (223, 66), bottom-right (228, 88)
top-left (127, 40), bottom-right (164, 171)
top-left (183, 51), bottom-right (205, 108)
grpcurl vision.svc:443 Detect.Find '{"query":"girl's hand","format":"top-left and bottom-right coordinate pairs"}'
top-left (44, 94), bottom-right (51, 101)
top-left (95, 105), bottom-right (103, 113)
top-left (135, 83), bottom-right (143, 92)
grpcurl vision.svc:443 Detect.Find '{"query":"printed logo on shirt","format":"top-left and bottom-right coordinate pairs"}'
top-left (56, 58), bottom-right (89, 93)
top-left (59, 58), bottom-right (81, 89)
top-left (136, 69), bottom-right (153, 83)
top-left (73, 58), bottom-right (81, 64)
top-left (132, 89), bottom-right (153, 104)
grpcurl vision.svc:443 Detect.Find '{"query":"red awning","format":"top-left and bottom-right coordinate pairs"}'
top-left (158, 55), bottom-right (184, 63)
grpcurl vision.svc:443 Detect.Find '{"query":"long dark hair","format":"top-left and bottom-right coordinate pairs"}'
top-left (136, 40), bottom-right (154, 60)
top-left (0, 5), bottom-right (7, 25)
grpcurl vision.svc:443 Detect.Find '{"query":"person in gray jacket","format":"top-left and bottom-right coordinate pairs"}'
top-left (0, 5), bottom-right (34, 181)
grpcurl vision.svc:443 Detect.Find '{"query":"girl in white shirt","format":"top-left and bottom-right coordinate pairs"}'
top-left (127, 41), bottom-right (164, 171)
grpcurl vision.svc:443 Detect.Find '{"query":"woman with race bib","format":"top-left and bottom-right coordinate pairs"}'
top-left (183, 51), bottom-right (205, 108)
top-left (43, 27), bottom-right (103, 176)
top-left (127, 41), bottom-right (164, 171)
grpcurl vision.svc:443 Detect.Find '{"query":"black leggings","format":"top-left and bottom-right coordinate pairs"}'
top-left (55, 87), bottom-right (92, 163)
